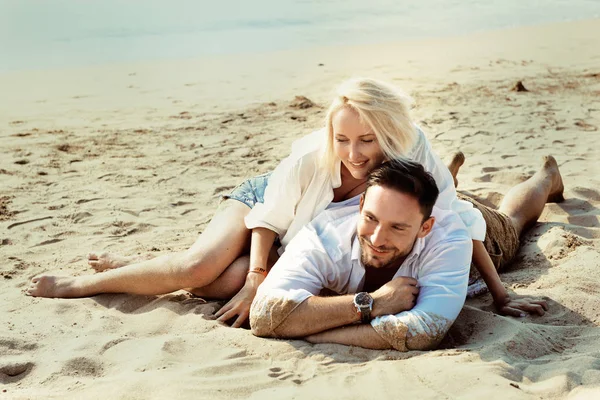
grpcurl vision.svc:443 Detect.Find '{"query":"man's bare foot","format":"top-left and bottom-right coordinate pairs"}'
top-left (447, 151), bottom-right (465, 188)
top-left (542, 155), bottom-right (565, 203)
top-left (87, 251), bottom-right (149, 272)
top-left (26, 275), bottom-right (89, 298)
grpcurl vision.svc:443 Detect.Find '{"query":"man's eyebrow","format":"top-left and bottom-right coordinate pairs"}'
top-left (392, 222), bottom-right (412, 228)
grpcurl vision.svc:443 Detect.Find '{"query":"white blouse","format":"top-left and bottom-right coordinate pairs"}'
top-left (245, 126), bottom-right (486, 249)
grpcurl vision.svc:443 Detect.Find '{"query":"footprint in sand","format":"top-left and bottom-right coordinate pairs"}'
top-left (0, 338), bottom-right (37, 383)
top-left (574, 120), bottom-right (598, 131)
top-left (0, 337), bottom-right (38, 355)
top-left (60, 357), bottom-right (105, 377)
top-left (0, 361), bottom-right (35, 383)
top-left (572, 187), bottom-right (600, 202)
top-left (268, 367), bottom-right (304, 385)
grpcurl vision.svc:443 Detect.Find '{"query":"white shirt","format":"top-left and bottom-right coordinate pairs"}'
top-left (245, 126), bottom-right (485, 250)
top-left (250, 204), bottom-right (472, 351)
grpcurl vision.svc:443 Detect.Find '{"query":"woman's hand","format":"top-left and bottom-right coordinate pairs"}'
top-left (215, 273), bottom-right (264, 328)
top-left (494, 294), bottom-right (548, 317)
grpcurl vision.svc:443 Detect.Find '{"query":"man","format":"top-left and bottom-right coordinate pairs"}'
top-left (250, 159), bottom-right (471, 351)
top-left (250, 155), bottom-right (562, 351)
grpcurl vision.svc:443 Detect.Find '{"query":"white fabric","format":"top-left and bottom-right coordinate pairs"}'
top-left (252, 204), bottom-right (472, 351)
top-left (245, 126), bottom-right (486, 250)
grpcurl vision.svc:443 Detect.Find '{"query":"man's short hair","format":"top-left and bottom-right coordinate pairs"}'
top-left (365, 159), bottom-right (439, 220)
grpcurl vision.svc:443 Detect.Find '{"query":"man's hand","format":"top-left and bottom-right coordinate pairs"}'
top-left (371, 276), bottom-right (419, 318)
top-left (215, 274), bottom-right (263, 328)
top-left (495, 294), bottom-right (548, 317)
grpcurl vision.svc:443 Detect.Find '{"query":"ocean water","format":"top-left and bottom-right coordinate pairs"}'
top-left (1, 0), bottom-right (598, 71)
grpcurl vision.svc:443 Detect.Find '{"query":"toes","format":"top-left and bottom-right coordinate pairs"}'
top-left (88, 252), bottom-right (99, 261)
top-left (88, 260), bottom-right (103, 271)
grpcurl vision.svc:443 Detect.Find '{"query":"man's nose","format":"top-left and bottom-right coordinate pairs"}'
top-left (370, 226), bottom-right (387, 247)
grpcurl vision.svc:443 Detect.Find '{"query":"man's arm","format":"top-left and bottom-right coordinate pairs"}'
top-left (265, 276), bottom-right (419, 337)
top-left (369, 234), bottom-right (472, 351)
top-left (268, 295), bottom-right (359, 337)
top-left (305, 325), bottom-right (391, 349)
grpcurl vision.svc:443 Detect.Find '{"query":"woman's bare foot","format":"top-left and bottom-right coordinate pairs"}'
top-left (26, 275), bottom-right (89, 298)
top-left (87, 251), bottom-right (150, 272)
top-left (542, 155), bottom-right (565, 203)
top-left (447, 151), bottom-right (465, 188)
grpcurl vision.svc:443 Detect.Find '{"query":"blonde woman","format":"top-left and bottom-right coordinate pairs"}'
top-left (27, 78), bottom-right (539, 325)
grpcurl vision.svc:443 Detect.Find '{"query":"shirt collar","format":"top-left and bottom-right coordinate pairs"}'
top-left (404, 235), bottom-right (426, 264)
top-left (351, 234), bottom-right (362, 263)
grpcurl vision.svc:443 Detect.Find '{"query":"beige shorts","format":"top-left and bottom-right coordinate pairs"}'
top-left (458, 193), bottom-right (521, 283)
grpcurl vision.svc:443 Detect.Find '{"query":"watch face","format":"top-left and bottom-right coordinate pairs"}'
top-left (355, 292), bottom-right (372, 306)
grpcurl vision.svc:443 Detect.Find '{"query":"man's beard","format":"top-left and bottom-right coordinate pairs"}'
top-left (358, 236), bottom-right (413, 269)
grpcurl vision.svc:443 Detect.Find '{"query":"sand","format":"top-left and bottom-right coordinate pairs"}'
top-left (2, 18), bottom-right (600, 399)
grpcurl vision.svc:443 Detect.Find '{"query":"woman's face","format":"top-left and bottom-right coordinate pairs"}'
top-left (332, 107), bottom-right (386, 180)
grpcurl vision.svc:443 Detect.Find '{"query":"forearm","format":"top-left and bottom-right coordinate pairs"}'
top-left (472, 240), bottom-right (508, 305)
top-left (253, 294), bottom-right (360, 338)
top-left (275, 295), bottom-right (361, 337)
top-left (305, 324), bottom-right (391, 350)
top-left (250, 228), bottom-right (277, 272)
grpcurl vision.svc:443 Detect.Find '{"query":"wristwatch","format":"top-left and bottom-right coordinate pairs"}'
top-left (353, 292), bottom-right (373, 323)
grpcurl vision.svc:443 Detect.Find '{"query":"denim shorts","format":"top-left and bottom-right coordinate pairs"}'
top-left (222, 172), bottom-right (272, 209)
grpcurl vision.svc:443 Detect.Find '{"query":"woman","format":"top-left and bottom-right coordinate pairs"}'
top-left (27, 77), bottom-right (541, 324)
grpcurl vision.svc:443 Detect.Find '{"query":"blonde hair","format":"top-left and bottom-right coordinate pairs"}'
top-left (321, 77), bottom-right (417, 175)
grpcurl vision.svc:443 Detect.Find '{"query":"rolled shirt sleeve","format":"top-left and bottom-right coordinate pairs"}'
top-left (244, 130), bottom-right (326, 244)
top-left (370, 235), bottom-right (472, 351)
top-left (244, 150), bottom-right (306, 238)
top-left (250, 227), bottom-right (332, 337)
top-left (409, 126), bottom-right (486, 241)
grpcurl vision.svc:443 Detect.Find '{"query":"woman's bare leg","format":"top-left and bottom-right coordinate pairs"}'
top-left (188, 256), bottom-right (251, 299)
top-left (27, 200), bottom-right (253, 298)
top-left (87, 252), bottom-right (153, 272)
top-left (189, 244), bottom-right (280, 299)
top-left (498, 155), bottom-right (564, 236)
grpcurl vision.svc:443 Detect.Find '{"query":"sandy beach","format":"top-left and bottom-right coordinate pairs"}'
top-left (2, 18), bottom-right (600, 399)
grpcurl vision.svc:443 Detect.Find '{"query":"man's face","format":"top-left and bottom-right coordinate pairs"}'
top-left (357, 185), bottom-right (434, 269)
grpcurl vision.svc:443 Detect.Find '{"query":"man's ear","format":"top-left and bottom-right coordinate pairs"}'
top-left (359, 193), bottom-right (365, 211)
top-left (417, 216), bottom-right (435, 238)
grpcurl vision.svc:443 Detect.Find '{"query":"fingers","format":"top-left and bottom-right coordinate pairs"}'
top-left (500, 306), bottom-right (526, 318)
top-left (533, 300), bottom-right (549, 311)
top-left (390, 276), bottom-right (418, 286)
top-left (520, 303), bottom-right (546, 316)
top-left (215, 300), bottom-right (251, 328)
top-left (231, 311), bottom-right (249, 328)
top-left (214, 301), bottom-right (232, 318)
top-left (402, 277), bottom-right (418, 286)
top-left (216, 307), bottom-right (237, 323)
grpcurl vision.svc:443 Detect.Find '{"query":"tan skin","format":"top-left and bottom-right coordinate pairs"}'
top-left (450, 152), bottom-right (558, 316)
top-left (26, 105), bottom-right (548, 325)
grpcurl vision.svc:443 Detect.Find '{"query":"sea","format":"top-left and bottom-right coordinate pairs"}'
top-left (1, 0), bottom-right (599, 71)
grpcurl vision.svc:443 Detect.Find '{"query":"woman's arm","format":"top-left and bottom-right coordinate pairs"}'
top-left (472, 240), bottom-right (548, 317)
top-left (215, 228), bottom-right (277, 327)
